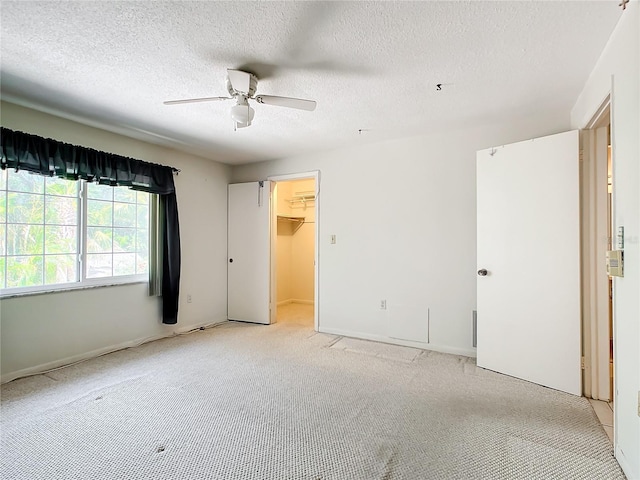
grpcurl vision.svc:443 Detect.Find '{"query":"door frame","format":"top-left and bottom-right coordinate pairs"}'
top-left (580, 97), bottom-right (612, 401)
top-left (268, 171), bottom-right (320, 331)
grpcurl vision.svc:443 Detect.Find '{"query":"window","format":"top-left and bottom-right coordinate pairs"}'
top-left (0, 169), bottom-right (149, 293)
top-left (85, 182), bottom-right (149, 279)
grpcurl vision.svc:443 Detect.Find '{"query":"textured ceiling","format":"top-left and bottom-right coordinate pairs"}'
top-left (0, 1), bottom-right (622, 165)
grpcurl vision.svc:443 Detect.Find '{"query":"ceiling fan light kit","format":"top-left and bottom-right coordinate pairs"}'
top-left (230, 96), bottom-right (255, 128)
top-left (164, 69), bottom-right (316, 129)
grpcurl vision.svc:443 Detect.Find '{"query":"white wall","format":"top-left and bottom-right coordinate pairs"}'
top-left (232, 112), bottom-right (570, 356)
top-left (571, 4), bottom-right (639, 478)
top-left (0, 102), bottom-right (231, 382)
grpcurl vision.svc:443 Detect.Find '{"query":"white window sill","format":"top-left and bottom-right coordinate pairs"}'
top-left (0, 276), bottom-right (148, 300)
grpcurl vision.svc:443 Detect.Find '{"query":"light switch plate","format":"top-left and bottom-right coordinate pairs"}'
top-left (606, 250), bottom-right (624, 277)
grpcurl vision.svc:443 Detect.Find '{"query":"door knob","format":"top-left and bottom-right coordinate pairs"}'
top-left (229, 258), bottom-right (233, 263)
top-left (477, 269), bottom-right (488, 276)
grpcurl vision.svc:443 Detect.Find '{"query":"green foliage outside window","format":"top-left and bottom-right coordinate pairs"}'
top-left (0, 170), bottom-right (149, 290)
top-left (85, 182), bottom-right (148, 279)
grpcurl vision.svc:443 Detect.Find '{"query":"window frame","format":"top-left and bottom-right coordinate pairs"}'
top-left (0, 171), bottom-right (149, 298)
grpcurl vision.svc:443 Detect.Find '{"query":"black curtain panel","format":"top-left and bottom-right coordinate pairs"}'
top-left (0, 127), bottom-right (181, 324)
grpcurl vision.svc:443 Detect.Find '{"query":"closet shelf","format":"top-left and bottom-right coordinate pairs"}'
top-left (277, 215), bottom-right (305, 235)
top-left (287, 192), bottom-right (316, 207)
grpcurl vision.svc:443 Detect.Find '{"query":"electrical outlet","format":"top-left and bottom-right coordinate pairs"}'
top-left (187, 294), bottom-right (192, 304)
top-left (380, 299), bottom-right (387, 310)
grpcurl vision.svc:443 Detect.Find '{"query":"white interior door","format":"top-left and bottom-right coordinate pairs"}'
top-left (228, 181), bottom-right (272, 324)
top-left (477, 130), bottom-right (581, 396)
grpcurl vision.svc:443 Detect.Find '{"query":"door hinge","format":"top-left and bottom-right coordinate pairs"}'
top-left (581, 356), bottom-right (586, 370)
top-left (258, 181), bottom-right (264, 206)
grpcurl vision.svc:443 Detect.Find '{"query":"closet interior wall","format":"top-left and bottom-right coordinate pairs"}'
top-left (276, 179), bottom-right (315, 306)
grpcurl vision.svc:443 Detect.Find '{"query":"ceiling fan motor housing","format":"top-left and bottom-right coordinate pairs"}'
top-left (226, 72), bottom-right (258, 97)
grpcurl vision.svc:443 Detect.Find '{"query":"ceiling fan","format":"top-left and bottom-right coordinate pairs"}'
top-left (163, 69), bottom-right (317, 129)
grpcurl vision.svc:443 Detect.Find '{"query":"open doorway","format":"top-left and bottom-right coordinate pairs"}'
top-left (270, 174), bottom-right (318, 330)
top-left (581, 98), bottom-right (614, 415)
top-left (606, 132), bottom-right (613, 404)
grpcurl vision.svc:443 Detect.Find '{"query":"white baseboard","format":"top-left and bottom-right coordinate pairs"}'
top-left (319, 326), bottom-right (477, 358)
top-left (3, 319), bottom-right (474, 384)
top-left (615, 445), bottom-right (638, 480)
top-left (1, 317), bottom-right (227, 384)
top-left (277, 299), bottom-right (314, 306)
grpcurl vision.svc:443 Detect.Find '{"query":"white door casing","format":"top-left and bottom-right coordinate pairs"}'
top-left (227, 181), bottom-right (272, 324)
top-left (476, 130), bottom-right (581, 396)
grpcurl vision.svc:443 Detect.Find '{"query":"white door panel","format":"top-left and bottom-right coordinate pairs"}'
top-left (477, 130), bottom-right (581, 395)
top-left (228, 181), bottom-right (271, 324)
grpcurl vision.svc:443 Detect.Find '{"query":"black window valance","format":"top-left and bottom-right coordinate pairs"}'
top-left (1, 127), bottom-right (181, 325)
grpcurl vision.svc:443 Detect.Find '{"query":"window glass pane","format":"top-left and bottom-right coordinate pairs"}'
top-left (87, 227), bottom-right (112, 253)
top-left (137, 229), bottom-right (149, 254)
top-left (7, 193), bottom-right (44, 224)
top-left (87, 200), bottom-right (113, 227)
top-left (7, 224), bottom-right (44, 255)
top-left (137, 204), bottom-right (149, 228)
top-left (136, 253), bottom-right (148, 275)
top-left (87, 254), bottom-right (112, 278)
top-left (114, 188), bottom-right (136, 203)
top-left (87, 182), bottom-right (113, 201)
top-left (45, 254), bottom-right (77, 284)
top-left (45, 226), bottom-right (78, 254)
top-left (113, 228), bottom-right (136, 252)
top-left (45, 177), bottom-right (78, 197)
top-left (45, 196), bottom-right (78, 225)
top-left (7, 170), bottom-right (44, 194)
top-left (114, 253), bottom-right (136, 276)
top-left (0, 194), bottom-right (5, 223)
top-left (136, 191), bottom-right (149, 205)
top-left (1, 174), bottom-right (150, 290)
top-left (7, 255), bottom-right (43, 287)
top-left (113, 203), bottom-right (136, 227)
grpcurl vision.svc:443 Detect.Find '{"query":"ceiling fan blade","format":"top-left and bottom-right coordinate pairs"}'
top-left (227, 69), bottom-right (252, 94)
top-left (163, 96), bottom-right (230, 105)
top-left (255, 95), bottom-right (317, 111)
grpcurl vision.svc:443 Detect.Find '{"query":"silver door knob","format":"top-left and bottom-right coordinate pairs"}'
top-left (477, 269), bottom-right (488, 276)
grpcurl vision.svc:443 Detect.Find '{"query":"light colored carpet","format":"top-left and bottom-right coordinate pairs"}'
top-left (1, 304), bottom-right (623, 479)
